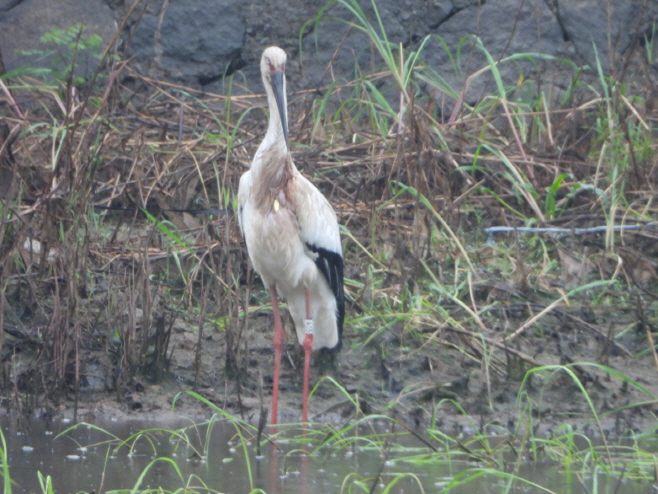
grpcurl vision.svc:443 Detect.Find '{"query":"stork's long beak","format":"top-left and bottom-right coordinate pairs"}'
top-left (270, 70), bottom-right (288, 148)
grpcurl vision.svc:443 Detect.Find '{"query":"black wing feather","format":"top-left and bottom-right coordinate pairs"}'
top-left (306, 243), bottom-right (344, 353)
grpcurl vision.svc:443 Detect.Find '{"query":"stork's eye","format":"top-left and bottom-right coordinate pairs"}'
top-left (265, 56), bottom-right (271, 66)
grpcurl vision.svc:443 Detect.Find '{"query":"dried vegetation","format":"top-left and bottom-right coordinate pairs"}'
top-left (0, 4), bottom-right (657, 439)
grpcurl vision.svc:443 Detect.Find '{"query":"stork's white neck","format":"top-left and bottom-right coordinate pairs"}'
top-left (260, 75), bottom-right (288, 157)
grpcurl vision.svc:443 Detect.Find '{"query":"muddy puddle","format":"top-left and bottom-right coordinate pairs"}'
top-left (1, 414), bottom-right (654, 493)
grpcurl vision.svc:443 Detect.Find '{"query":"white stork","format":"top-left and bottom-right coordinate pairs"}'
top-left (237, 46), bottom-right (344, 428)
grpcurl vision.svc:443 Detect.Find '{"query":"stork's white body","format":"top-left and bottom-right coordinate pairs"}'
top-left (238, 166), bottom-right (342, 349)
top-left (237, 46), bottom-right (344, 426)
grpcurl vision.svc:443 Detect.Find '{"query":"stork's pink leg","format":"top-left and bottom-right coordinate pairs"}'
top-left (302, 287), bottom-right (313, 427)
top-left (270, 285), bottom-right (284, 431)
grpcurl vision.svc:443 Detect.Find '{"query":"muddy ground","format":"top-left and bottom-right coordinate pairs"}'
top-left (55, 277), bottom-right (658, 440)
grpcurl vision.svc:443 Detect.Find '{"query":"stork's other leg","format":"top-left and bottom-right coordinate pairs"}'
top-left (270, 285), bottom-right (284, 430)
top-left (302, 287), bottom-right (313, 426)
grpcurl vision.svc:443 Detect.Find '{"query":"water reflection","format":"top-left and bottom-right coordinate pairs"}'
top-left (2, 415), bottom-right (379, 494)
top-left (0, 414), bottom-right (654, 494)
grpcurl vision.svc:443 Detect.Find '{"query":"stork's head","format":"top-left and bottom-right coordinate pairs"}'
top-left (261, 46), bottom-right (288, 147)
top-left (261, 46), bottom-right (287, 79)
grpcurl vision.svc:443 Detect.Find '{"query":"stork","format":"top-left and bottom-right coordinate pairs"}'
top-left (237, 46), bottom-right (344, 428)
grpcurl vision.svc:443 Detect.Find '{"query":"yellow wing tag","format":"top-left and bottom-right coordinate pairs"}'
top-left (273, 199), bottom-right (280, 212)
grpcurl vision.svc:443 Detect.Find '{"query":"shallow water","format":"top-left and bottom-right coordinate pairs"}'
top-left (1, 414), bottom-right (654, 493)
top-left (3, 415), bottom-right (426, 494)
